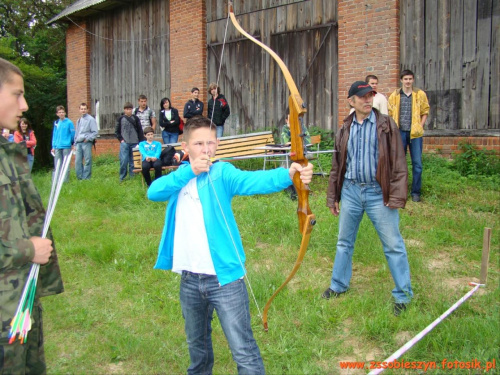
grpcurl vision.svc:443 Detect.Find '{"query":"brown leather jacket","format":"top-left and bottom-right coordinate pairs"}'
top-left (326, 109), bottom-right (408, 209)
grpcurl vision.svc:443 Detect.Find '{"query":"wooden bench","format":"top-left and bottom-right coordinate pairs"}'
top-left (214, 131), bottom-right (275, 160)
top-left (132, 143), bottom-right (182, 177)
top-left (132, 131), bottom-right (276, 182)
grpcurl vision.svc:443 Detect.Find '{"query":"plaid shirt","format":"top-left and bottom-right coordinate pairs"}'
top-left (134, 106), bottom-right (156, 130)
top-left (399, 90), bottom-right (412, 131)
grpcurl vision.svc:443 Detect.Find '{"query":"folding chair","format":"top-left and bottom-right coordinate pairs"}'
top-left (307, 134), bottom-right (327, 177)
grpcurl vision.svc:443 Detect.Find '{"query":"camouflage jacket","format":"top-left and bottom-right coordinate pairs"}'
top-left (0, 137), bottom-right (63, 337)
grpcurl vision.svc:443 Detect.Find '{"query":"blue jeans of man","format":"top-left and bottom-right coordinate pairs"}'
top-left (54, 148), bottom-right (72, 182)
top-left (400, 131), bottom-right (423, 197)
top-left (216, 125), bottom-right (224, 139)
top-left (180, 271), bottom-right (265, 375)
top-left (162, 130), bottom-right (179, 144)
top-left (329, 180), bottom-right (413, 303)
top-left (75, 141), bottom-right (93, 180)
top-left (119, 142), bottom-right (137, 181)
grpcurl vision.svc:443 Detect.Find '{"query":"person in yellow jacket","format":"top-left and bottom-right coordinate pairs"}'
top-left (388, 69), bottom-right (430, 202)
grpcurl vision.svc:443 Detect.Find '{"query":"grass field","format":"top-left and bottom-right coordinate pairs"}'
top-left (32, 152), bottom-right (499, 374)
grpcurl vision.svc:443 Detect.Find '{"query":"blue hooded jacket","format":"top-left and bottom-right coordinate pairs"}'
top-left (148, 161), bottom-right (293, 286)
top-left (52, 118), bottom-right (75, 149)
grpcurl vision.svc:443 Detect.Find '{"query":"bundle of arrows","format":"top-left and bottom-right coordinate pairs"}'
top-left (8, 150), bottom-right (73, 345)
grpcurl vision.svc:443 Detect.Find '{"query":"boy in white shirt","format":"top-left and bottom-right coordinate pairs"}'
top-left (148, 116), bottom-right (313, 374)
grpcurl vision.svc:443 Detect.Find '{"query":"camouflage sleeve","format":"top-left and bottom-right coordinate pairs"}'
top-left (281, 125), bottom-right (291, 144)
top-left (0, 238), bottom-right (35, 271)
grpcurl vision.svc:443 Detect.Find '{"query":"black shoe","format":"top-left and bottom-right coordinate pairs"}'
top-left (322, 288), bottom-right (345, 299)
top-left (411, 194), bottom-right (421, 202)
top-left (394, 303), bottom-right (408, 316)
top-left (290, 192), bottom-right (298, 201)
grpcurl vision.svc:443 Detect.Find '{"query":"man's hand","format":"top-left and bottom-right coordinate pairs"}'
top-left (289, 162), bottom-right (313, 184)
top-left (329, 202), bottom-right (340, 216)
top-left (151, 157), bottom-right (157, 162)
top-left (190, 154), bottom-right (212, 175)
top-left (30, 237), bottom-right (53, 264)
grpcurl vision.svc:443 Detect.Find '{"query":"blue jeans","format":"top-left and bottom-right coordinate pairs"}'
top-left (162, 130), bottom-right (179, 144)
top-left (400, 131), bottom-right (423, 196)
top-left (27, 153), bottom-right (34, 172)
top-left (180, 272), bottom-right (265, 375)
top-left (329, 180), bottom-right (413, 303)
top-left (216, 125), bottom-right (224, 138)
top-left (75, 142), bottom-right (93, 179)
top-left (119, 142), bottom-right (136, 181)
top-left (54, 148), bottom-right (72, 182)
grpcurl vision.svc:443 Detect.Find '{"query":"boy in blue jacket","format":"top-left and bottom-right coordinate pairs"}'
top-left (148, 116), bottom-right (313, 374)
top-left (139, 126), bottom-right (163, 186)
top-left (51, 105), bottom-right (75, 182)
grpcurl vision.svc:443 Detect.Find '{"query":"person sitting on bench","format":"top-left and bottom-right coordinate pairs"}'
top-left (139, 126), bottom-right (163, 186)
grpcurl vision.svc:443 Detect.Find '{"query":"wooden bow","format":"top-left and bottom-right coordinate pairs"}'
top-left (228, 2), bottom-right (316, 331)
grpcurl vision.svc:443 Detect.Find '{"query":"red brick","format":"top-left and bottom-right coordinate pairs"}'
top-left (337, 0), bottom-right (399, 128)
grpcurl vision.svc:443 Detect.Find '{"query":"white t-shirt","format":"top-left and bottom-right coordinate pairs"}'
top-left (373, 92), bottom-right (388, 115)
top-left (172, 178), bottom-right (216, 275)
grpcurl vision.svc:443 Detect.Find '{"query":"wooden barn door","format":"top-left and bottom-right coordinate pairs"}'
top-left (89, 0), bottom-right (170, 135)
top-left (206, 0), bottom-right (338, 136)
top-left (400, 0), bottom-right (499, 132)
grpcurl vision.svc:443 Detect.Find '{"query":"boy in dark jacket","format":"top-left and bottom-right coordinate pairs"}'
top-left (115, 102), bottom-right (145, 181)
top-left (207, 83), bottom-right (230, 138)
top-left (183, 87), bottom-right (204, 120)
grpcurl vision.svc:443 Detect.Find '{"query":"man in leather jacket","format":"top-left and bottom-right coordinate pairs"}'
top-left (323, 81), bottom-right (413, 316)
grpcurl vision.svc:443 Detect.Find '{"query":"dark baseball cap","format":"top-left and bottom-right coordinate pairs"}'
top-left (348, 81), bottom-right (376, 98)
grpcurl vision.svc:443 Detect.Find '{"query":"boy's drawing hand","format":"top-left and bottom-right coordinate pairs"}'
top-left (289, 162), bottom-right (313, 184)
top-left (191, 154), bottom-right (212, 175)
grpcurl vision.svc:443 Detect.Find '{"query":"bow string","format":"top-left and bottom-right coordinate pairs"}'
top-left (228, 1), bottom-right (317, 331)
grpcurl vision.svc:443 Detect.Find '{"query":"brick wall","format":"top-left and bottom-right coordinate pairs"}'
top-left (337, 0), bottom-right (400, 127)
top-left (424, 136), bottom-right (499, 157)
top-left (67, 1), bottom-right (499, 159)
top-left (66, 22), bottom-right (91, 125)
top-left (90, 135), bottom-right (498, 158)
top-left (169, 0), bottom-right (207, 117)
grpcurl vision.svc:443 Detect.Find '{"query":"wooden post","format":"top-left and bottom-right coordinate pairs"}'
top-left (480, 228), bottom-right (492, 285)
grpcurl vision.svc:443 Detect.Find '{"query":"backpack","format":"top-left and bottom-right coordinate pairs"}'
top-left (179, 117), bottom-right (185, 135)
top-left (160, 146), bottom-right (177, 166)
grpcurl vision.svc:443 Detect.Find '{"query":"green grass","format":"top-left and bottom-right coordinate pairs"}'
top-left (32, 153), bottom-right (499, 374)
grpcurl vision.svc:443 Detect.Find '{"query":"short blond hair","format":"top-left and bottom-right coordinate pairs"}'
top-left (208, 83), bottom-right (220, 95)
top-left (0, 58), bottom-right (23, 89)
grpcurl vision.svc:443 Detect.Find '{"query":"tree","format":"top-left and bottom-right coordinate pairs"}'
top-left (0, 0), bottom-right (73, 169)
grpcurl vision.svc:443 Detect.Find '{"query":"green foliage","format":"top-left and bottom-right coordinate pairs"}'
top-left (31, 154), bottom-right (498, 374)
top-left (0, 0), bottom-right (71, 170)
top-left (452, 141), bottom-right (500, 178)
top-left (309, 125), bottom-right (335, 149)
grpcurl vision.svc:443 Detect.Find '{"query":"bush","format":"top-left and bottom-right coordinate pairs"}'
top-left (309, 126), bottom-right (335, 149)
top-left (453, 142), bottom-right (500, 177)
